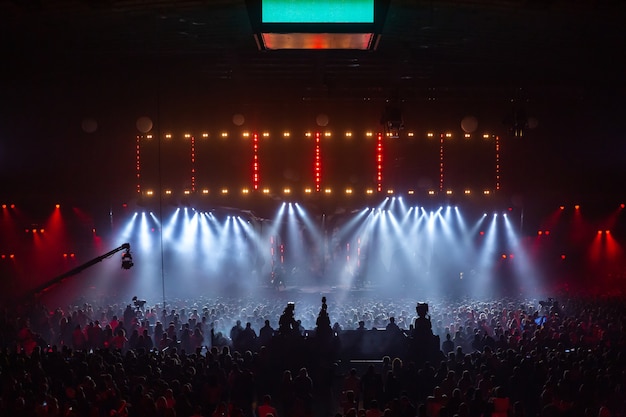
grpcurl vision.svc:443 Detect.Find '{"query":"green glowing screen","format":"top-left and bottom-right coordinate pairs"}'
top-left (262, 0), bottom-right (374, 24)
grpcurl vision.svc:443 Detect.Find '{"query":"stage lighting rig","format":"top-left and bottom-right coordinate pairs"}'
top-left (121, 247), bottom-right (134, 270)
top-left (381, 99), bottom-right (403, 138)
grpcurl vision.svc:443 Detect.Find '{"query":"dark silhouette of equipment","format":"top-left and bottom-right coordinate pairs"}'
top-left (416, 302), bottom-right (429, 319)
top-left (278, 302), bottom-right (298, 336)
top-left (504, 90), bottom-right (530, 137)
top-left (29, 243), bottom-right (133, 298)
top-left (381, 103), bottom-right (403, 138)
top-left (132, 296), bottom-right (146, 310)
top-left (121, 247), bottom-right (134, 269)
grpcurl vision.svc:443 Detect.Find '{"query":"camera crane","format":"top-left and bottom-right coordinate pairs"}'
top-left (29, 243), bottom-right (133, 298)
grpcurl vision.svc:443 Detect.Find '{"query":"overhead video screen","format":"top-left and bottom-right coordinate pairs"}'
top-left (261, 0), bottom-right (375, 24)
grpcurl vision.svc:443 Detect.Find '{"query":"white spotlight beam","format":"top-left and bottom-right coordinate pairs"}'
top-left (198, 212), bottom-right (216, 255)
top-left (294, 203), bottom-right (325, 243)
top-left (397, 196), bottom-right (407, 217)
top-left (118, 212), bottom-right (139, 242)
top-left (149, 211), bottom-right (161, 228)
top-left (386, 209), bottom-right (419, 266)
top-left (139, 212), bottom-right (152, 252)
top-left (325, 207), bottom-right (370, 242)
top-left (477, 214), bottom-right (499, 269)
top-left (503, 213), bottom-right (542, 294)
top-left (263, 202), bottom-right (288, 239)
top-left (400, 206), bottom-right (414, 228)
top-left (236, 216), bottom-right (273, 274)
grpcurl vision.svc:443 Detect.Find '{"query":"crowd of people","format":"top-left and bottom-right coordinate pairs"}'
top-left (1, 291), bottom-right (625, 417)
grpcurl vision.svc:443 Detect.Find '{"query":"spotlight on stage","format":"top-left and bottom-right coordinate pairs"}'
top-left (121, 247), bottom-right (134, 270)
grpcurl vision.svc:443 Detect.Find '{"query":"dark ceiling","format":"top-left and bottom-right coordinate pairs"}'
top-left (0, 0), bottom-right (625, 209)
top-left (3, 0), bottom-right (625, 96)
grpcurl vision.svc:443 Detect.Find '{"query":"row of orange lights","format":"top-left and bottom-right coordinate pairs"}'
top-left (505, 253), bottom-right (561, 260)
top-left (3, 204), bottom-right (61, 209)
top-left (0, 253), bottom-right (566, 262)
top-left (536, 229), bottom-right (612, 235)
top-left (21, 227), bottom-right (95, 234)
top-left (145, 188), bottom-right (496, 196)
top-left (538, 230), bottom-right (614, 235)
top-left (560, 204), bottom-right (625, 210)
top-left (144, 132), bottom-right (496, 140)
top-left (501, 253), bottom-right (569, 260)
top-left (1, 253), bottom-right (77, 259)
top-left (0, 253), bottom-right (569, 261)
top-left (4, 202), bottom-right (623, 211)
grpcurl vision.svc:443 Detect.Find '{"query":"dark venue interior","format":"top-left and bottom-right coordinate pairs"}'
top-left (1, 1), bottom-right (625, 417)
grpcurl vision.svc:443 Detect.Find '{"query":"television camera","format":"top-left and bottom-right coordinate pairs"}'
top-left (132, 296), bottom-right (147, 310)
